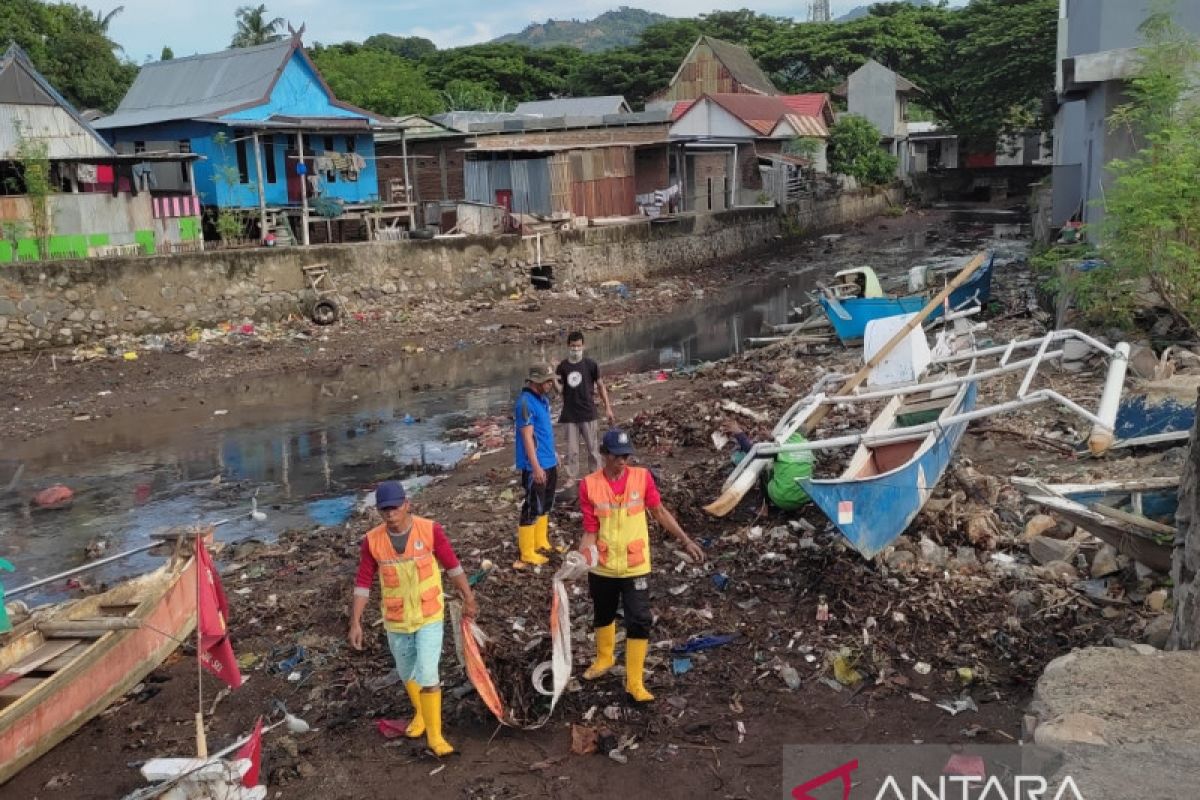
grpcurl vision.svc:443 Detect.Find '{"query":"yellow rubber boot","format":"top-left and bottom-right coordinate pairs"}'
top-left (582, 623), bottom-right (616, 680)
top-left (419, 688), bottom-right (455, 757)
top-left (625, 638), bottom-right (655, 703)
top-left (515, 524), bottom-right (547, 568)
top-left (534, 515), bottom-right (565, 554)
top-left (404, 680), bottom-right (425, 738)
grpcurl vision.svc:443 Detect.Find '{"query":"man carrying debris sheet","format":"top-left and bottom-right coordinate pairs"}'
top-left (555, 331), bottom-right (615, 488)
top-left (514, 364), bottom-right (561, 567)
top-left (578, 428), bottom-right (704, 702)
top-left (722, 419), bottom-right (813, 512)
top-left (349, 480), bottom-right (478, 757)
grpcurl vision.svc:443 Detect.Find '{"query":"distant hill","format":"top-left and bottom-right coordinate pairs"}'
top-left (836, 0), bottom-right (934, 22)
top-left (492, 7), bottom-right (671, 52)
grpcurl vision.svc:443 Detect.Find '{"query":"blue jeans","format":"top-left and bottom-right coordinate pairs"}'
top-left (386, 621), bottom-right (444, 687)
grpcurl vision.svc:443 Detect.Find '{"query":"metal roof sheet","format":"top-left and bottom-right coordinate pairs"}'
top-left (93, 39), bottom-right (294, 129)
top-left (0, 44), bottom-right (114, 158)
top-left (514, 96), bottom-right (630, 117)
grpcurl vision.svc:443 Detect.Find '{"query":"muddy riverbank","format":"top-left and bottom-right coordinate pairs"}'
top-left (5, 207), bottom-right (1181, 799)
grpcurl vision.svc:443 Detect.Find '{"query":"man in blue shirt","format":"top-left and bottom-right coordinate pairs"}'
top-left (514, 365), bottom-right (560, 567)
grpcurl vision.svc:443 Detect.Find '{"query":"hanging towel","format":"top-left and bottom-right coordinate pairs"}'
top-left (75, 163), bottom-right (98, 183)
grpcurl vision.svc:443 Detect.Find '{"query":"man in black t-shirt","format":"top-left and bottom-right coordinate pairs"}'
top-left (555, 331), bottom-right (615, 486)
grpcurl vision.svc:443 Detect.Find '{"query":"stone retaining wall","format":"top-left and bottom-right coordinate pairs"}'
top-left (0, 187), bottom-right (901, 351)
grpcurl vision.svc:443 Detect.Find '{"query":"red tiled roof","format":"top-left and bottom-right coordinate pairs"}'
top-left (780, 94), bottom-right (831, 120)
top-left (705, 93), bottom-right (793, 135)
top-left (670, 100), bottom-right (695, 120)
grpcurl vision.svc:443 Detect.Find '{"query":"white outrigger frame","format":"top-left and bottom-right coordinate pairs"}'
top-left (705, 329), bottom-right (1132, 516)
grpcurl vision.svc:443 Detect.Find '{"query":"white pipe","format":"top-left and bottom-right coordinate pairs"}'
top-left (932, 329), bottom-right (1114, 365)
top-left (1018, 333), bottom-right (1054, 398)
top-left (1088, 342), bottom-right (1131, 454)
top-left (818, 350), bottom-right (1064, 404)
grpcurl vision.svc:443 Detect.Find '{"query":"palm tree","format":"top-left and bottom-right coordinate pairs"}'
top-left (93, 6), bottom-right (124, 32)
top-left (230, 4), bottom-right (285, 48)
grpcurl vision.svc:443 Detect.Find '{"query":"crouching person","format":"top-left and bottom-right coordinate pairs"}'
top-left (349, 481), bottom-right (478, 756)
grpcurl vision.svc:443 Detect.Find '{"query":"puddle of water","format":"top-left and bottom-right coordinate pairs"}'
top-left (0, 219), bottom-right (1018, 599)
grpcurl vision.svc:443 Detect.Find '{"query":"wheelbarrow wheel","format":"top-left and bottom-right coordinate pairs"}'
top-left (310, 298), bottom-right (340, 325)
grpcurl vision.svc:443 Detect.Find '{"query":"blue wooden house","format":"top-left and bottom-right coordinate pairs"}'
top-left (94, 34), bottom-right (392, 243)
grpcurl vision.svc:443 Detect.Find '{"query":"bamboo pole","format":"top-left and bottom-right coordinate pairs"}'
top-left (800, 250), bottom-right (988, 435)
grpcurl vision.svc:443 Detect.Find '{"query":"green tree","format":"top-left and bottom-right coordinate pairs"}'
top-left (421, 44), bottom-right (584, 103)
top-left (827, 115), bottom-right (897, 185)
top-left (308, 46), bottom-right (443, 116)
top-left (441, 80), bottom-right (511, 112)
top-left (161, 46), bottom-right (174, 61)
top-left (363, 34), bottom-right (437, 61)
top-left (0, 0), bottom-right (137, 112)
top-left (1071, 11), bottom-right (1200, 335)
top-left (231, 4), bottom-right (284, 48)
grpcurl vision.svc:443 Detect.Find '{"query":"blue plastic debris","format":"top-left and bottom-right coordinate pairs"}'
top-left (307, 495), bottom-right (357, 527)
top-left (273, 645), bottom-right (306, 674)
top-left (671, 634), bottom-right (738, 654)
top-left (672, 657), bottom-right (693, 675)
top-left (711, 573), bottom-right (730, 592)
top-left (402, 414), bottom-right (416, 424)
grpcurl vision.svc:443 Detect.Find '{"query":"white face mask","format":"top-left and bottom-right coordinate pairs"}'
top-left (567, 347), bottom-right (584, 363)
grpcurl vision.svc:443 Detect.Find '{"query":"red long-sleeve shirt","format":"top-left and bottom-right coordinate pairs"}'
top-left (579, 468), bottom-right (662, 533)
top-left (354, 522), bottom-right (462, 597)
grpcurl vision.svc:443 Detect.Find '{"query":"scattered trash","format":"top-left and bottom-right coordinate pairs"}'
top-left (375, 719), bottom-right (410, 739)
top-left (32, 485), bottom-right (74, 509)
top-left (307, 495), bottom-right (357, 527)
top-left (936, 697), bottom-right (979, 716)
top-left (776, 663), bottom-right (801, 690)
top-left (816, 595), bottom-right (830, 623)
top-left (213, 409), bottom-right (229, 416)
top-left (672, 658), bottom-right (693, 675)
top-left (571, 723), bottom-right (598, 755)
top-left (671, 634), bottom-right (738, 654)
top-left (914, 662), bottom-right (932, 676)
top-left (711, 573), bottom-right (730, 592)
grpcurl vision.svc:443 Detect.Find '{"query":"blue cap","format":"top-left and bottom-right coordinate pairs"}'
top-left (375, 481), bottom-right (407, 509)
top-left (601, 428), bottom-right (635, 456)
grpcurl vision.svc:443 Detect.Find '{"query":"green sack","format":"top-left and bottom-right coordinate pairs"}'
top-left (0, 558), bottom-right (13, 634)
top-left (766, 433), bottom-right (814, 511)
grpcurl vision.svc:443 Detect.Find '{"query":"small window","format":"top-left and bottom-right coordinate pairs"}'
top-left (346, 137), bottom-right (356, 153)
top-left (134, 141), bottom-right (146, 154)
top-left (324, 135), bottom-right (334, 152)
top-left (263, 137), bottom-right (277, 184)
top-left (179, 139), bottom-right (191, 182)
top-left (235, 137), bottom-right (249, 184)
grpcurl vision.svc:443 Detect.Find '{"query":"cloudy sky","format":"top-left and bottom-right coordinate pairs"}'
top-left (105, 1), bottom-right (962, 62)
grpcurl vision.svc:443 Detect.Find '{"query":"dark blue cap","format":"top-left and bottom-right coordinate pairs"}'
top-left (601, 428), bottom-right (635, 456)
top-left (375, 481), bottom-right (407, 509)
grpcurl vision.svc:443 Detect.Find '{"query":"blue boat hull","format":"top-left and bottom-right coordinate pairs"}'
top-left (819, 252), bottom-right (996, 344)
top-left (802, 382), bottom-right (978, 558)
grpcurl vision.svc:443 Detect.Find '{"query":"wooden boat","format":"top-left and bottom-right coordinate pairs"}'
top-left (801, 379), bottom-right (978, 558)
top-left (1012, 477), bottom-right (1178, 573)
top-left (0, 550), bottom-right (197, 784)
top-left (818, 252), bottom-right (995, 345)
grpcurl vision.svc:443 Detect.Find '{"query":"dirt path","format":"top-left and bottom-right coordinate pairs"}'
top-left (4, 208), bottom-right (1173, 799)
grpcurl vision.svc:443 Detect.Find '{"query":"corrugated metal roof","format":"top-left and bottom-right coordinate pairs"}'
top-left (780, 94), bottom-right (832, 122)
top-left (0, 44), bottom-right (114, 158)
top-left (514, 96), bottom-right (630, 117)
top-left (777, 113), bottom-right (829, 138)
top-left (670, 100), bottom-right (695, 120)
top-left (93, 39), bottom-right (294, 129)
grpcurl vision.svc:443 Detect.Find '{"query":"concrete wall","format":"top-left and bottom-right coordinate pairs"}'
top-left (847, 61), bottom-right (897, 139)
top-left (0, 188), bottom-right (901, 351)
top-left (1065, 0), bottom-right (1200, 58)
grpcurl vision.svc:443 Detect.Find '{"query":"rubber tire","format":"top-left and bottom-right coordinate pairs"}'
top-left (311, 298), bottom-right (340, 326)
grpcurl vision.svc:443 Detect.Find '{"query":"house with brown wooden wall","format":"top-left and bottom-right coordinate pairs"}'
top-left (646, 36), bottom-right (779, 109)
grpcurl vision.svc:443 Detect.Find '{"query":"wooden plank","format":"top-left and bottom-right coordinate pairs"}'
top-left (38, 642), bottom-right (91, 672)
top-left (1090, 503), bottom-right (1176, 535)
top-left (0, 677), bottom-right (43, 706)
top-left (5, 639), bottom-right (82, 674)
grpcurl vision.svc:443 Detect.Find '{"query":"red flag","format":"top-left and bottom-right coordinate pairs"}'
top-left (235, 716), bottom-right (264, 787)
top-left (196, 535), bottom-right (242, 688)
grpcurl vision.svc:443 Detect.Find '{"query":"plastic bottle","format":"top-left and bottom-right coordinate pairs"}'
top-left (778, 663), bottom-right (801, 690)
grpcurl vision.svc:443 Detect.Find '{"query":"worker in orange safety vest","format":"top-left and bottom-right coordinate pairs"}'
top-left (577, 429), bottom-right (705, 702)
top-left (349, 480), bottom-right (478, 757)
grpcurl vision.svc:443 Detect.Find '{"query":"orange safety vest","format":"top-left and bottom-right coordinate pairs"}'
top-left (366, 516), bottom-right (444, 634)
top-left (584, 466), bottom-right (651, 578)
